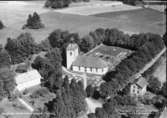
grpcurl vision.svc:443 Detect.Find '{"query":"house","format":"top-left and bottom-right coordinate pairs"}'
top-left (130, 76), bottom-right (148, 96)
top-left (15, 69), bottom-right (41, 91)
top-left (66, 43), bottom-right (132, 75)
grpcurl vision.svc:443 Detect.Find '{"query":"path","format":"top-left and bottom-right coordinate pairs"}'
top-left (18, 98), bottom-right (34, 112)
top-left (131, 47), bottom-right (166, 80)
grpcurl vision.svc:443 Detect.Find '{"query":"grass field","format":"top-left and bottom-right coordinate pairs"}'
top-left (94, 8), bottom-right (166, 35)
top-left (0, 1), bottom-right (166, 47)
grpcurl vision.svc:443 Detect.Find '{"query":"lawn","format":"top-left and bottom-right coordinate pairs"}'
top-left (0, 98), bottom-right (31, 118)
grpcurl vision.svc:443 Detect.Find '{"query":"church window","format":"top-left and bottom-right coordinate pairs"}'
top-left (96, 68), bottom-right (98, 72)
top-left (90, 67), bottom-right (92, 72)
top-left (133, 89), bottom-right (135, 93)
top-left (85, 67), bottom-right (87, 72)
top-left (70, 52), bottom-right (72, 56)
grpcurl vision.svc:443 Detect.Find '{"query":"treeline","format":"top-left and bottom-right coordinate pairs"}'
top-left (31, 76), bottom-right (87, 118)
top-left (45, 0), bottom-right (89, 9)
top-left (100, 33), bottom-right (165, 97)
top-left (102, 0), bottom-right (143, 5)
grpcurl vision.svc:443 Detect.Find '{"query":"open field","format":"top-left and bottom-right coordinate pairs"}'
top-left (94, 8), bottom-right (166, 35)
top-left (0, 1), bottom-right (166, 46)
top-left (55, 1), bottom-right (142, 15)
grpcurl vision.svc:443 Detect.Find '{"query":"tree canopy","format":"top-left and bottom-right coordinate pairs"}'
top-left (45, 0), bottom-right (89, 9)
top-left (5, 33), bottom-right (40, 64)
top-left (23, 12), bottom-right (44, 29)
top-left (0, 68), bottom-right (15, 100)
top-left (32, 76), bottom-right (87, 118)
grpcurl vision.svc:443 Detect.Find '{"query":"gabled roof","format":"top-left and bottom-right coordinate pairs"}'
top-left (72, 55), bottom-right (108, 68)
top-left (135, 76), bottom-right (148, 88)
top-left (67, 43), bottom-right (78, 50)
top-left (15, 69), bottom-right (41, 85)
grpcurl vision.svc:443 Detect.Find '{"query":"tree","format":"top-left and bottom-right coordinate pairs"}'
top-left (88, 113), bottom-right (96, 118)
top-left (0, 20), bottom-right (4, 29)
top-left (103, 99), bottom-right (117, 115)
top-left (23, 12), bottom-right (44, 29)
top-left (80, 35), bottom-right (95, 53)
top-left (45, 94), bottom-right (68, 118)
top-left (48, 29), bottom-right (64, 48)
top-left (45, 0), bottom-right (71, 9)
top-left (147, 76), bottom-right (161, 94)
top-left (5, 33), bottom-right (40, 64)
top-left (163, 32), bottom-right (167, 46)
top-left (70, 79), bottom-right (87, 115)
top-left (95, 108), bottom-right (108, 118)
top-left (0, 68), bottom-right (15, 100)
top-left (0, 49), bottom-right (11, 68)
top-left (86, 85), bottom-right (95, 97)
top-left (32, 56), bottom-right (55, 80)
top-left (100, 82), bottom-right (116, 98)
top-left (161, 82), bottom-right (167, 98)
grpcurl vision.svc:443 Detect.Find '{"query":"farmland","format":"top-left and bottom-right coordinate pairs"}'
top-left (0, 1), bottom-right (166, 46)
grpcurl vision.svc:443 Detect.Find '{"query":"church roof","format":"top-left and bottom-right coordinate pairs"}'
top-left (135, 76), bottom-right (148, 88)
top-left (67, 43), bottom-right (78, 50)
top-left (72, 55), bottom-right (108, 68)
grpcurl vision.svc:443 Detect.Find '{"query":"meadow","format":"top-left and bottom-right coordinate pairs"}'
top-left (0, 1), bottom-right (166, 47)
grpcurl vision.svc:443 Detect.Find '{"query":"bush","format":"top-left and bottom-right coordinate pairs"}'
top-left (0, 20), bottom-right (4, 29)
top-left (30, 88), bottom-right (49, 98)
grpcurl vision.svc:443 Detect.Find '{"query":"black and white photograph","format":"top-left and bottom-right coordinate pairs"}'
top-left (0, 0), bottom-right (166, 118)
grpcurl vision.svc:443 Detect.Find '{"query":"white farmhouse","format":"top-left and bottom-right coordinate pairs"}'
top-left (130, 76), bottom-right (148, 96)
top-left (15, 69), bottom-right (41, 91)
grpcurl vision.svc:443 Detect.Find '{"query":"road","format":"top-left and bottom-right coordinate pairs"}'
top-left (131, 47), bottom-right (166, 80)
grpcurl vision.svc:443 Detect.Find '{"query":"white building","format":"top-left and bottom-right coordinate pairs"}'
top-left (72, 56), bottom-right (108, 75)
top-left (15, 69), bottom-right (41, 91)
top-left (66, 43), bottom-right (109, 75)
top-left (66, 43), bottom-right (79, 69)
top-left (130, 76), bottom-right (148, 96)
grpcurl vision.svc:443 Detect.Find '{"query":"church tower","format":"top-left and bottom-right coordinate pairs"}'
top-left (66, 43), bottom-right (79, 69)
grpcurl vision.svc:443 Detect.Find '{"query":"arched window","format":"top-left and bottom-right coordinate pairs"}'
top-left (70, 52), bottom-right (72, 56)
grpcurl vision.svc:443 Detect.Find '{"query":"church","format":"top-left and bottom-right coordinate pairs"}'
top-left (66, 43), bottom-right (132, 75)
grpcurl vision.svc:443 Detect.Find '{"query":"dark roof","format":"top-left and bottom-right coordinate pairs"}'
top-left (67, 43), bottom-right (78, 50)
top-left (136, 76), bottom-right (148, 88)
top-left (86, 44), bottom-right (132, 58)
top-left (72, 55), bottom-right (108, 68)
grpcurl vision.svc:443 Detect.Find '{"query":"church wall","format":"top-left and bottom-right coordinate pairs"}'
top-left (72, 65), bottom-right (108, 75)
